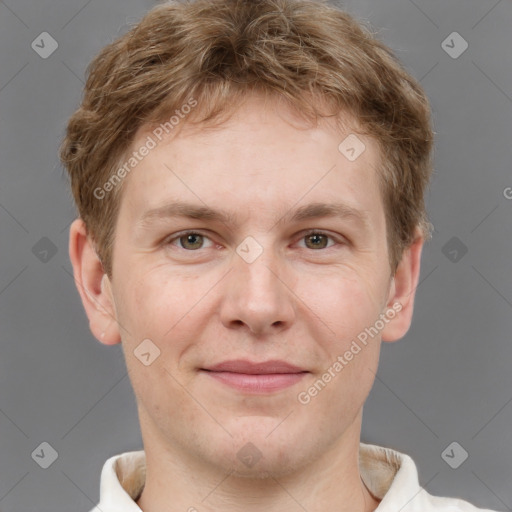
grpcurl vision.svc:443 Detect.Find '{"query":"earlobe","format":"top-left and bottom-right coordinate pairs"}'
top-left (69, 218), bottom-right (121, 345)
top-left (381, 229), bottom-right (424, 343)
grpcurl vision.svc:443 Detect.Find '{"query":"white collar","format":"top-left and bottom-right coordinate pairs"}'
top-left (90, 442), bottom-right (495, 512)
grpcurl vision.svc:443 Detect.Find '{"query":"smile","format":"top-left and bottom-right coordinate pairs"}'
top-left (200, 359), bottom-right (309, 393)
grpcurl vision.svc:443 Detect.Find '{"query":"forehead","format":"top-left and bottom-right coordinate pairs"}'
top-left (117, 94), bottom-right (384, 232)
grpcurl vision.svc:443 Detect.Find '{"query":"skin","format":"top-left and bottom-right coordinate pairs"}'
top-left (69, 93), bottom-right (424, 512)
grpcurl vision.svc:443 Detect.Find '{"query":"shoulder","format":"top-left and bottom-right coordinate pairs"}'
top-left (424, 493), bottom-right (501, 512)
top-left (359, 443), bottom-right (501, 512)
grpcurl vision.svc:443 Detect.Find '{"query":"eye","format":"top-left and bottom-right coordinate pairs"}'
top-left (167, 231), bottom-right (214, 250)
top-left (298, 230), bottom-right (339, 250)
top-left (164, 229), bottom-right (343, 252)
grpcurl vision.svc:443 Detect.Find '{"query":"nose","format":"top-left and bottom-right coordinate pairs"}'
top-left (219, 243), bottom-right (296, 336)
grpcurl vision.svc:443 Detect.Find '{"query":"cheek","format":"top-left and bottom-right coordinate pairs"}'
top-left (299, 269), bottom-right (384, 346)
top-left (120, 269), bottom-right (190, 335)
top-left (118, 269), bottom-right (212, 376)
top-left (316, 274), bottom-right (384, 402)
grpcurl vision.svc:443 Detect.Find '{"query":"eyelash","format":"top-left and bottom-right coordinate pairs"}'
top-left (164, 229), bottom-right (344, 251)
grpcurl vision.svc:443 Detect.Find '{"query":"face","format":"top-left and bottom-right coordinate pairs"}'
top-left (72, 93), bottom-right (420, 478)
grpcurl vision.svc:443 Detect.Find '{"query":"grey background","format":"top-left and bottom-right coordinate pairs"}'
top-left (0, 0), bottom-right (511, 510)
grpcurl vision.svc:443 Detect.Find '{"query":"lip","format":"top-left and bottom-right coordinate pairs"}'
top-left (204, 359), bottom-right (307, 374)
top-left (201, 359), bottom-right (309, 393)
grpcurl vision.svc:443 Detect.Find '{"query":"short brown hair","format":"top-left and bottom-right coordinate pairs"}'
top-left (60, 0), bottom-right (434, 278)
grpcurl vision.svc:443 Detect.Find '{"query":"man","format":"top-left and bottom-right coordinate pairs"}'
top-left (60, 0), bottom-right (499, 510)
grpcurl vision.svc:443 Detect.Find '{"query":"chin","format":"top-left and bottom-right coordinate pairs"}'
top-left (231, 463), bottom-right (294, 479)
top-left (205, 426), bottom-right (313, 479)
top-left (228, 448), bottom-right (308, 480)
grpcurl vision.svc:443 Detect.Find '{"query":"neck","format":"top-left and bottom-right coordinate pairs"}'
top-left (135, 413), bottom-right (381, 512)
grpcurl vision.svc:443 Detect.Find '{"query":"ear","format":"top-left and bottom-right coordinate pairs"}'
top-left (381, 228), bottom-right (424, 343)
top-left (68, 218), bottom-right (121, 345)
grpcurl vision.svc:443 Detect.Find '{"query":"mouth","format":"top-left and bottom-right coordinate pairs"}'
top-left (200, 359), bottom-right (309, 393)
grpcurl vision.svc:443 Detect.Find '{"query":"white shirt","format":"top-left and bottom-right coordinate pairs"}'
top-left (89, 442), bottom-right (499, 512)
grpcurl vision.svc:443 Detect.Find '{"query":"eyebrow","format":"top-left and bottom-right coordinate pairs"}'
top-left (137, 200), bottom-right (370, 231)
